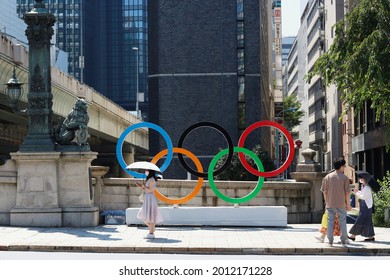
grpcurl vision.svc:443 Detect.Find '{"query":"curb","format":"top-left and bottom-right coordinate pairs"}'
top-left (2, 245), bottom-right (390, 255)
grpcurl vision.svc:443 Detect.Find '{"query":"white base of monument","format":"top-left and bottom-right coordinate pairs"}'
top-left (126, 206), bottom-right (287, 227)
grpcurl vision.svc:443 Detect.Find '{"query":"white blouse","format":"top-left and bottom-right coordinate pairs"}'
top-left (355, 184), bottom-right (373, 209)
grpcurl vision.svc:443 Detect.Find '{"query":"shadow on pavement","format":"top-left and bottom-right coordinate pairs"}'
top-left (146, 238), bottom-right (182, 244)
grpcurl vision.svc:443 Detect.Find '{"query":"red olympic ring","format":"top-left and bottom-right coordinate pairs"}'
top-left (238, 120), bottom-right (294, 177)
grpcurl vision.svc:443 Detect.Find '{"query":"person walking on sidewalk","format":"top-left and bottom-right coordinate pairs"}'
top-left (135, 170), bottom-right (163, 239)
top-left (315, 211), bottom-right (341, 243)
top-left (348, 174), bottom-right (375, 242)
top-left (321, 158), bottom-right (352, 247)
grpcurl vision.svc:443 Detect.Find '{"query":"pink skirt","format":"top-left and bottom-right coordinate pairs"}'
top-left (137, 192), bottom-right (163, 224)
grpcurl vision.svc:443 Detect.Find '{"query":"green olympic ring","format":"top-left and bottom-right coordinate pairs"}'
top-left (208, 147), bottom-right (265, 204)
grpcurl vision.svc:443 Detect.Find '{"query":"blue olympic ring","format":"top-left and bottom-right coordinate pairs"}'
top-left (116, 122), bottom-right (174, 178)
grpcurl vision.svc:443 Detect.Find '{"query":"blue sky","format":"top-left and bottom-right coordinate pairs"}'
top-left (282, 0), bottom-right (307, 37)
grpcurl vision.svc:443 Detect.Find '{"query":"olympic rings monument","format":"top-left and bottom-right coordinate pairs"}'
top-left (118, 121), bottom-right (298, 227)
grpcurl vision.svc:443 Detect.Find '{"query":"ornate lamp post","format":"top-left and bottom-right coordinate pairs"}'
top-left (19, 0), bottom-right (56, 152)
top-left (10, 1), bottom-right (98, 227)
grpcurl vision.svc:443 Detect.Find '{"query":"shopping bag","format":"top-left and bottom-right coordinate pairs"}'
top-left (321, 212), bottom-right (328, 228)
top-left (138, 192), bottom-right (144, 202)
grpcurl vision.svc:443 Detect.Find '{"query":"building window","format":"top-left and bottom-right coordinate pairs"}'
top-left (237, 0), bottom-right (244, 20)
top-left (237, 0), bottom-right (245, 130)
top-left (308, 79), bottom-right (322, 97)
top-left (238, 76), bottom-right (245, 102)
top-left (237, 21), bottom-right (244, 48)
top-left (237, 49), bottom-right (245, 75)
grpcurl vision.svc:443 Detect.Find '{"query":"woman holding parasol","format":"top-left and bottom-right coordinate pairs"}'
top-left (127, 162), bottom-right (164, 239)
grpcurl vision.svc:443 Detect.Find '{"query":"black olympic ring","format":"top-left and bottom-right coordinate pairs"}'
top-left (177, 121), bottom-right (234, 178)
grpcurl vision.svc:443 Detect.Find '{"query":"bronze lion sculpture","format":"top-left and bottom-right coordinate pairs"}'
top-left (55, 98), bottom-right (89, 145)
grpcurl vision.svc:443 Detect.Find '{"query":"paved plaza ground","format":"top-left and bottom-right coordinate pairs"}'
top-left (1, 224), bottom-right (389, 255)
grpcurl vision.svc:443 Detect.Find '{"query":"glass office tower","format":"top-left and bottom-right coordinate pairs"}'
top-left (17, 0), bottom-right (148, 115)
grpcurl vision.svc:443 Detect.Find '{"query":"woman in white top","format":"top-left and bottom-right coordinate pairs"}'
top-left (348, 175), bottom-right (375, 241)
top-left (135, 170), bottom-right (163, 239)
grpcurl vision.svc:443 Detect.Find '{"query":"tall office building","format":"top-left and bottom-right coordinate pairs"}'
top-left (272, 0), bottom-right (283, 117)
top-left (17, 0), bottom-right (148, 115)
top-left (283, 0), bottom-right (327, 167)
top-left (283, 0), bottom-right (349, 171)
top-left (0, 0), bottom-right (26, 44)
top-left (148, 0), bottom-right (271, 179)
top-left (281, 36), bottom-right (295, 66)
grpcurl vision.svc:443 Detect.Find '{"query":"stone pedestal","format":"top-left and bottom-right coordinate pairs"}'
top-left (10, 151), bottom-right (99, 227)
top-left (291, 148), bottom-right (326, 223)
top-left (58, 152), bottom-right (99, 227)
top-left (91, 166), bottom-right (110, 209)
top-left (0, 160), bottom-right (17, 225)
top-left (10, 152), bottom-right (62, 227)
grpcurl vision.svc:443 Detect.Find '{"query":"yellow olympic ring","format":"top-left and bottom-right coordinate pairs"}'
top-left (151, 147), bottom-right (204, 204)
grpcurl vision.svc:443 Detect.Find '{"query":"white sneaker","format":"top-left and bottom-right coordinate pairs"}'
top-left (341, 239), bottom-right (350, 246)
top-left (315, 236), bottom-right (325, 243)
top-left (145, 233), bottom-right (155, 239)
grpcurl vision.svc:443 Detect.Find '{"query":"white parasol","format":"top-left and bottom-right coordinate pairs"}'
top-left (126, 161), bottom-right (161, 173)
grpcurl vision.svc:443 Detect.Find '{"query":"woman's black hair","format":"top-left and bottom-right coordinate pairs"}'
top-left (146, 170), bottom-right (159, 181)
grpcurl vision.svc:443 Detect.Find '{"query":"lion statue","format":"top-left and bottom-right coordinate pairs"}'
top-left (55, 98), bottom-right (89, 145)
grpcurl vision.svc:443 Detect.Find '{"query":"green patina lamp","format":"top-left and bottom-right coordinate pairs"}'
top-left (4, 67), bottom-right (24, 112)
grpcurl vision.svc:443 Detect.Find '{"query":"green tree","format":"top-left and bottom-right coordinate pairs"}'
top-left (282, 94), bottom-right (305, 131)
top-left (306, 0), bottom-right (390, 146)
top-left (214, 145), bottom-right (274, 181)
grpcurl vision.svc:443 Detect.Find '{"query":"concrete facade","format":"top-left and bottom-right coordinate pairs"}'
top-left (148, 0), bottom-right (270, 179)
top-left (323, 0), bottom-right (344, 170)
top-left (283, 0), bottom-right (345, 172)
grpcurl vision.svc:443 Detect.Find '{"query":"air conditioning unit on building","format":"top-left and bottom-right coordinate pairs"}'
top-left (13, 44), bottom-right (24, 65)
top-left (320, 30), bottom-right (325, 38)
top-left (318, 5), bottom-right (324, 14)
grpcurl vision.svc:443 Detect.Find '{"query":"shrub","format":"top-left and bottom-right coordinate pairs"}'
top-left (373, 171), bottom-right (390, 227)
